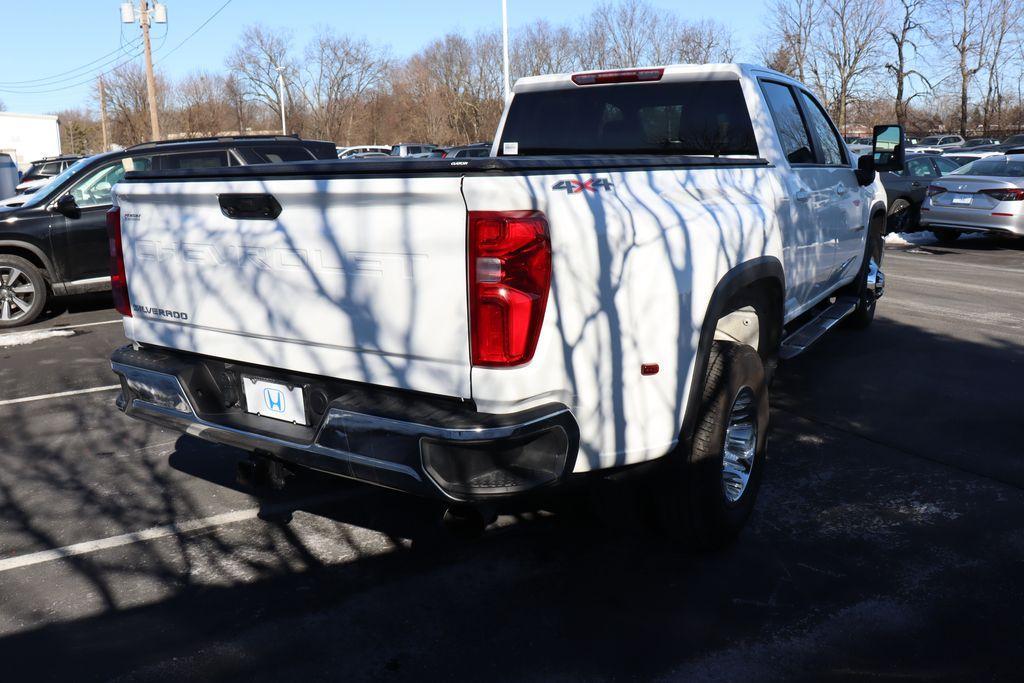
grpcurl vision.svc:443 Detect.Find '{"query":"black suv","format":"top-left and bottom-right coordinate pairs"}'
top-left (19, 155), bottom-right (83, 185)
top-left (0, 135), bottom-right (336, 327)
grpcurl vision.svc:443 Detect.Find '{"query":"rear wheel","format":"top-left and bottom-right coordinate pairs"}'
top-left (932, 228), bottom-right (960, 244)
top-left (656, 341), bottom-right (769, 549)
top-left (886, 198), bottom-right (913, 234)
top-left (0, 255), bottom-right (47, 328)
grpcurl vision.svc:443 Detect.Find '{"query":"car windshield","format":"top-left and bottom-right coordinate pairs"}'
top-left (951, 158), bottom-right (1024, 177)
top-left (19, 156), bottom-right (97, 208)
top-left (919, 137), bottom-right (941, 145)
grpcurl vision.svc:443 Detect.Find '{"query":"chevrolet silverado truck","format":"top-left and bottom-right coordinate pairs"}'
top-left (109, 64), bottom-right (903, 547)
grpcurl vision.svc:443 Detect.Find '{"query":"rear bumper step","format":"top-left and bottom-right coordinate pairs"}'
top-left (110, 345), bottom-right (579, 502)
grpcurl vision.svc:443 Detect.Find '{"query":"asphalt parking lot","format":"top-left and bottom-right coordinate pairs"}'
top-left (1, 235), bottom-right (1023, 681)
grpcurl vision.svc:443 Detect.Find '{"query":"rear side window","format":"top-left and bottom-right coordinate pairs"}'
top-left (159, 151), bottom-right (232, 170)
top-left (39, 162), bottom-right (62, 175)
top-left (499, 80), bottom-right (758, 156)
top-left (760, 81), bottom-right (814, 164)
top-left (248, 146), bottom-right (315, 163)
top-left (798, 91), bottom-right (846, 166)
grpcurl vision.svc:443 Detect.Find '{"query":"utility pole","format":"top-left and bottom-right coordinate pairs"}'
top-left (275, 65), bottom-right (287, 134)
top-left (502, 0), bottom-right (511, 102)
top-left (121, 2), bottom-right (166, 140)
top-left (140, 0), bottom-right (160, 139)
top-left (98, 76), bottom-right (109, 151)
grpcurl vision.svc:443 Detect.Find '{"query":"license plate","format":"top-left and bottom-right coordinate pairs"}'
top-left (950, 194), bottom-right (973, 205)
top-left (242, 376), bottom-right (307, 425)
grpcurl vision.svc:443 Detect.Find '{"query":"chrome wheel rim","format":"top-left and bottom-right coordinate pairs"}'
top-left (722, 386), bottom-right (757, 503)
top-left (0, 266), bottom-right (36, 322)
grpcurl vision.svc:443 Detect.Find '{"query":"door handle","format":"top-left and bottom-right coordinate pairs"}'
top-left (794, 189), bottom-right (811, 202)
top-left (910, 181), bottom-right (921, 187)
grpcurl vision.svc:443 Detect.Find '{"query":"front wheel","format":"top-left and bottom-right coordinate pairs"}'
top-left (886, 198), bottom-right (913, 234)
top-left (0, 255), bottom-right (47, 328)
top-left (656, 341), bottom-right (769, 549)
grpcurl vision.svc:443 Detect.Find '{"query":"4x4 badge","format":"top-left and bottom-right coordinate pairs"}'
top-left (552, 178), bottom-right (614, 194)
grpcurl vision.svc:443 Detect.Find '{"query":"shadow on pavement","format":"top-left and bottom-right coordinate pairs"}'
top-left (0, 316), bottom-right (1022, 681)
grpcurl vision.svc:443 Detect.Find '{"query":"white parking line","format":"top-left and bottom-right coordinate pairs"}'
top-left (0, 493), bottom-right (345, 573)
top-left (0, 508), bottom-right (260, 573)
top-left (892, 274), bottom-right (1024, 298)
top-left (886, 253), bottom-right (1024, 276)
top-left (0, 385), bottom-right (120, 407)
top-left (0, 318), bottom-right (122, 339)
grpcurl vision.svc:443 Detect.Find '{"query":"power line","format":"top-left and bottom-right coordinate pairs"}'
top-left (0, 26), bottom-right (168, 95)
top-left (154, 0), bottom-right (234, 65)
top-left (0, 38), bottom-right (142, 86)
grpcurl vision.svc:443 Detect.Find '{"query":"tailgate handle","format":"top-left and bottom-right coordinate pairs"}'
top-left (219, 194), bottom-right (282, 220)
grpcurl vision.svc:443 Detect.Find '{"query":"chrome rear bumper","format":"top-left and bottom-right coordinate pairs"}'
top-left (111, 346), bottom-right (579, 502)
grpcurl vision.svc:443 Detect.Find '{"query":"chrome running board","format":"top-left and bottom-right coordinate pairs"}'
top-left (779, 296), bottom-right (859, 360)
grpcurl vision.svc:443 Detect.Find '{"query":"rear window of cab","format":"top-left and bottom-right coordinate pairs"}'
top-left (499, 79), bottom-right (758, 157)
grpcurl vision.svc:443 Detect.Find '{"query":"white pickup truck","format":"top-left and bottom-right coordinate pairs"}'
top-left (109, 64), bottom-right (903, 547)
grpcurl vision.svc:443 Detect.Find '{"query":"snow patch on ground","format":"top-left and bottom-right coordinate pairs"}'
top-left (0, 329), bottom-right (75, 348)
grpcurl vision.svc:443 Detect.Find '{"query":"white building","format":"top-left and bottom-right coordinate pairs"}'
top-left (0, 112), bottom-right (62, 171)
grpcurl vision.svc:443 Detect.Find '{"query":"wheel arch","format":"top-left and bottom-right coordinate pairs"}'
top-left (680, 256), bottom-right (784, 444)
top-left (0, 240), bottom-right (55, 280)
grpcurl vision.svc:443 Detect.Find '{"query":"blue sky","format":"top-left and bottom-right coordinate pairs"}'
top-left (0, 0), bottom-right (764, 115)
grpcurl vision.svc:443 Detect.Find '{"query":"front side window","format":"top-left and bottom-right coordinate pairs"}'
top-left (798, 91), bottom-right (846, 166)
top-left (499, 80), bottom-right (758, 156)
top-left (760, 81), bottom-right (814, 164)
top-left (904, 156), bottom-right (935, 177)
top-left (67, 156), bottom-right (152, 208)
top-left (933, 157), bottom-right (962, 174)
top-left (247, 146), bottom-right (315, 163)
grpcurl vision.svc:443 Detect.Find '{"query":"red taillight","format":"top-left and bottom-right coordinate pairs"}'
top-left (468, 211), bottom-right (551, 367)
top-left (106, 206), bottom-right (132, 317)
top-left (571, 68), bottom-right (664, 86)
top-left (926, 185), bottom-right (947, 197)
top-left (981, 188), bottom-right (1024, 201)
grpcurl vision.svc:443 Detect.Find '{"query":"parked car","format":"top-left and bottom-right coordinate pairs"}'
top-left (844, 136), bottom-right (873, 155)
top-left (944, 137), bottom-right (1000, 152)
top-left (17, 155), bottom-right (82, 189)
top-left (969, 133), bottom-right (1024, 154)
top-left (941, 150), bottom-right (1002, 168)
top-left (337, 145), bottom-right (391, 159)
top-left (921, 153), bottom-right (1024, 243)
top-left (880, 153), bottom-right (962, 232)
top-left (389, 143), bottom-right (439, 157)
top-left (907, 135), bottom-right (965, 154)
top-left (348, 151), bottom-right (391, 159)
top-left (0, 153), bottom-right (18, 199)
top-left (0, 135), bottom-right (337, 327)
top-left (444, 143), bottom-right (491, 159)
top-left (109, 63), bottom-right (901, 547)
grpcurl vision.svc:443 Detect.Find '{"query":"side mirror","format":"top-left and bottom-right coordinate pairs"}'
top-left (53, 194), bottom-right (81, 219)
top-left (855, 154), bottom-right (876, 186)
top-left (872, 124), bottom-right (905, 173)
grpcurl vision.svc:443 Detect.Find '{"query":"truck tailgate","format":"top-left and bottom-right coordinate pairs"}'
top-left (115, 176), bottom-right (471, 398)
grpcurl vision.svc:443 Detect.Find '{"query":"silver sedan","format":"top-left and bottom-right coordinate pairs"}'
top-left (921, 153), bottom-right (1024, 242)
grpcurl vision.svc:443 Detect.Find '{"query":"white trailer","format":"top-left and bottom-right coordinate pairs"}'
top-left (0, 112), bottom-right (62, 171)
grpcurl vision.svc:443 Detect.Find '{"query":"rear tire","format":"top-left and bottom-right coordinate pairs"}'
top-left (0, 254), bottom-right (47, 328)
top-left (845, 214), bottom-right (884, 330)
top-left (886, 198), bottom-right (913, 234)
top-left (656, 341), bottom-right (769, 550)
top-left (933, 228), bottom-right (960, 244)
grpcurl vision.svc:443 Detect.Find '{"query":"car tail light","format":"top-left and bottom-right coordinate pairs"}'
top-left (981, 188), bottom-right (1024, 201)
top-left (106, 206), bottom-right (132, 317)
top-left (468, 211), bottom-right (551, 367)
top-left (572, 68), bottom-right (664, 86)
top-left (926, 185), bottom-right (947, 197)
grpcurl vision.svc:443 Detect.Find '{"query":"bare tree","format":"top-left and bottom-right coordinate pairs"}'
top-left (512, 20), bottom-right (579, 78)
top-left (176, 71), bottom-right (231, 137)
top-left (103, 63), bottom-right (168, 146)
top-left (979, 0), bottom-right (1023, 132)
top-left (768, 0), bottom-right (821, 82)
top-left (297, 30), bottom-right (389, 143)
top-left (810, 0), bottom-right (889, 131)
top-left (226, 25), bottom-right (296, 131)
top-left (887, 0), bottom-right (931, 126)
top-left (933, 0), bottom-right (993, 137)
